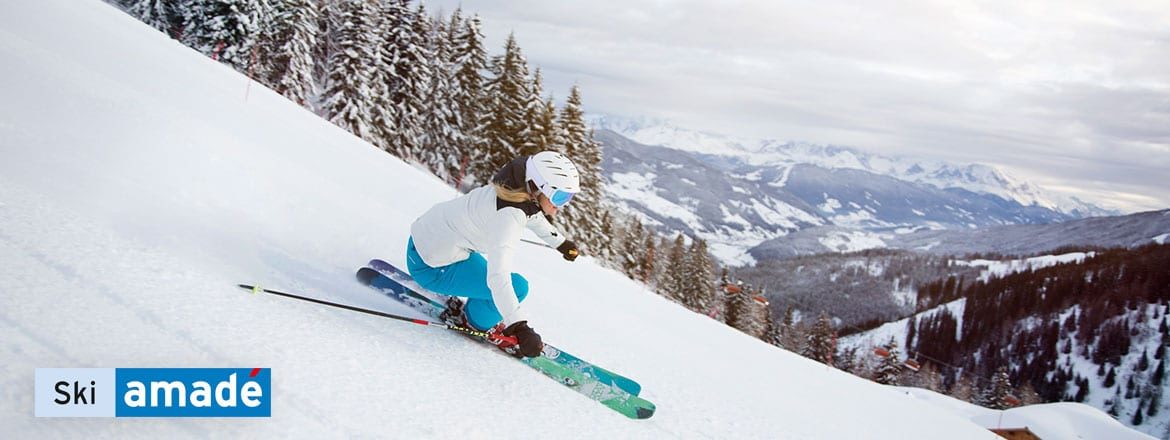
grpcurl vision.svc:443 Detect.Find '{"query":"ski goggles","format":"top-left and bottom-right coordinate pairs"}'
top-left (549, 189), bottom-right (576, 207)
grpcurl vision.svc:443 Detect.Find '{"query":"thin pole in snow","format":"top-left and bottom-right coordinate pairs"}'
top-left (237, 284), bottom-right (517, 345)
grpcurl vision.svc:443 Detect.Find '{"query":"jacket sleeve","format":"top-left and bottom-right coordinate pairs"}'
top-left (485, 207), bottom-right (529, 326)
top-left (527, 213), bottom-right (567, 248)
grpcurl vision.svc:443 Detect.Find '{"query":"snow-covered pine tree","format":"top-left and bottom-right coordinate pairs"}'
top-left (310, 0), bottom-right (331, 90)
top-left (776, 305), bottom-right (804, 351)
top-left (681, 239), bottom-right (714, 313)
top-left (754, 290), bottom-right (771, 335)
top-left (715, 269), bottom-right (733, 322)
top-left (983, 366), bottom-right (1015, 409)
top-left (416, 9), bottom-right (461, 182)
top-left (372, 0), bottom-right (429, 160)
top-left (763, 307), bottom-right (777, 340)
top-left (834, 346), bottom-right (857, 373)
top-left (872, 338), bottom-right (903, 385)
top-left (556, 85), bottom-right (607, 253)
top-left (595, 208), bottom-right (617, 265)
top-left (537, 96), bottom-right (561, 153)
top-left (181, 0), bottom-right (264, 71)
top-left (640, 232), bottom-right (657, 285)
top-left (368, 0), bottom-right (403, 153)
top-left (659, 234), bottom-right (687, 303)
top-left (129, 0), bottom-right (178, 35)
top-left (479, 34), bottom-right (529, 180)
top-left (518, 68), bottom-right (555, 157)
top-left (726, 283), bottom-right (764, 337)
top-left (723, 281), bottom-right (745, 329)
top-left (1107, 386), bottom-right (1123, 417)
top-left (254, 0), bottom-right (318, 106)
top-left (655, 235), bottom-right (672, 288)
top-left (400, 3), bottom-right (433, 159)
top-left (620, 215), bottom-right (644, 278)
top-left (447, 13), bottom-right (487, 188)
top-left (1074, 376), bottom-right (1090, 402)
top-left (803, 311), bottom-right (836, 365)
top-left (321, 0), bottom-right (378, 140)
top-left (742, 285), bottom-right (762, 336)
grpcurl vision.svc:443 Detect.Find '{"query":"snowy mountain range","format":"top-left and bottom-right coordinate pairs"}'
top-left (590, 115), bottom-right (1119, 219)
top-left (592, 116), bottom-right (1120, 265)
top-left (751, 209), bottom-right (1170, 260)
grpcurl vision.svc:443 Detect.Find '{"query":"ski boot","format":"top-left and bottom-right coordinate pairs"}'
top-left (439, 297), bottom-right (523, 356)
top-left (439, 297), bottom-right (473, 331)
top-left (439, 297), bottom-right (488, 344)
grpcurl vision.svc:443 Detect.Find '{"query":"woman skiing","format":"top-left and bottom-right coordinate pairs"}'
top-left (406, 151), bottom-right (581, 358)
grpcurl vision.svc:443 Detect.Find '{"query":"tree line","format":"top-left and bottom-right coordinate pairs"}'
top-left (906, 244), bottom-right (1170, 424)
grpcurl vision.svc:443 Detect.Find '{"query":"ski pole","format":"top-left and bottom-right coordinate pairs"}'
top-left (520, 238), bottom-right (551, 248)
top-left (521, 238), bottom-right (584, 260)
top-left (237, 284), bottom-right (518, 344)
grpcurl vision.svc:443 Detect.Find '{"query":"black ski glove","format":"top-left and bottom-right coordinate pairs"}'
top-left (503, 321), bottom-right (543, 358)
top-left (557, 240), bottom-right (579, 261)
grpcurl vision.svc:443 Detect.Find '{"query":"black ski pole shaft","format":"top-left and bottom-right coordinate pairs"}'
top-left (237, 284), bottom-right (513, 342)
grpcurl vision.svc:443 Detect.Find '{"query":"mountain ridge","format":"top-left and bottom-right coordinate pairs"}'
top-left (590, 114), bottom-right (1120, 218)
top-left (751, 208), bottom-right (1170, 260)
top-left (595, 126), bottom-right (1106, 265)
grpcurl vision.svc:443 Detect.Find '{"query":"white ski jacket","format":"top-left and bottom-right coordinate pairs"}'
top-left (410, 183), bottom-right (566, 326)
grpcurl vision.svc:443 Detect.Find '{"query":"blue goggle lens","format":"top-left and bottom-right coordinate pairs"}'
top-left (550, 189), bottom-right (575, 207)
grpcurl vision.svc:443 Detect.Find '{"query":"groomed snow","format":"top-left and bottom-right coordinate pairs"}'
top-left (0, 1), bottom-right (1140, 439)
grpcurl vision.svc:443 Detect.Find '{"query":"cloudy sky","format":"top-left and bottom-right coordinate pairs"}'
top-left (429, 0), bottom-right (1169, 212)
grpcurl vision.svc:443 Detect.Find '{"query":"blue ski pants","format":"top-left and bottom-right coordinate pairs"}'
top-left (406, 237), bottom-right (529, 330)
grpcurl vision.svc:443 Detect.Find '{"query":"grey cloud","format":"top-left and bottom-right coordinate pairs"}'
top-left (428, 0), bottom-right (1170, 212)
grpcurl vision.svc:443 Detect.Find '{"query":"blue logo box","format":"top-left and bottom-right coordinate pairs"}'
top-left (36, 368), bottom-right (271, 418)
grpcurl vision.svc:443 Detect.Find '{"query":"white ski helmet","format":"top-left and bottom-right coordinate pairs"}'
top-left (526, 151), bottom-right (580, 207)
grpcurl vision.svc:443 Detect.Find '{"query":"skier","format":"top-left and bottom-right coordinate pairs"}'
top-left (406, 151), bottom-right (581, 358)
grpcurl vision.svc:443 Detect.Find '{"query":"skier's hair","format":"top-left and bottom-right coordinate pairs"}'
top-left (494, 183), bottom-right (531, 203)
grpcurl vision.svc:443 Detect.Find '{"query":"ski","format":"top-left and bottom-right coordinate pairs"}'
top-left (356, 265), bottom-right (655, 420)
top-left (364, 258), bottom-right (644, 396)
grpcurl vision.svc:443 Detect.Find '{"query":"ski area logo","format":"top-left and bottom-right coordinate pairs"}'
top-left (35, 368), bottom-right (271, 417)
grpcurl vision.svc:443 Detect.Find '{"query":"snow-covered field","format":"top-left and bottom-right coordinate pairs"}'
top-left (0, 1), bottom-right (1144, 438)
top-left (953, 252), bottom-right (1096, 282)
top-left (903, 387), bottom-right (1153, 440)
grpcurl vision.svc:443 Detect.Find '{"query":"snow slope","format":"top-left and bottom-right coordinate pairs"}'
top-left (0, 1), bottom-right (1114, 438)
